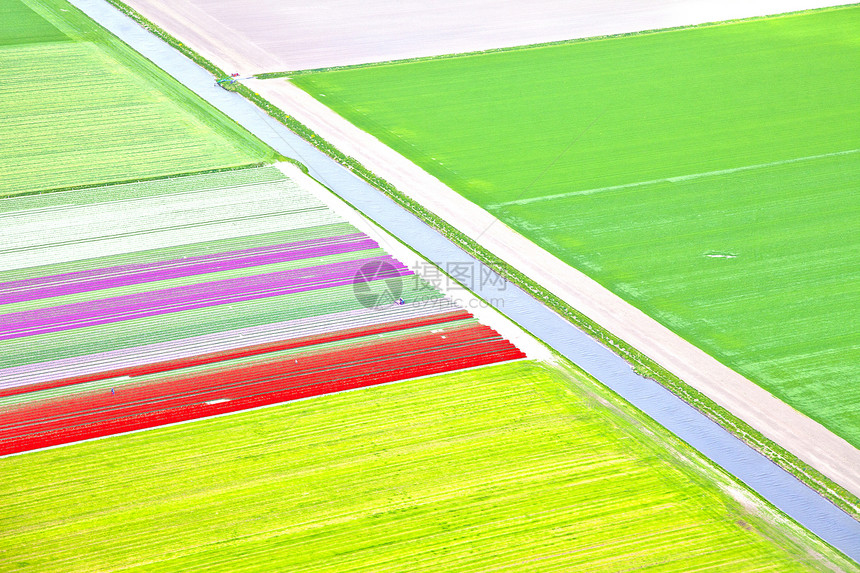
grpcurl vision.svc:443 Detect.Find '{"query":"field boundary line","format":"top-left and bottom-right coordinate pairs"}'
top-left (0, 162), bottom-right (272, 201)
top-left (494, 148), bottom-right (860, 207)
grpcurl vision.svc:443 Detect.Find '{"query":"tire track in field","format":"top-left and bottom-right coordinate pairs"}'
top-left (493, 148), bottom-right (860, 207)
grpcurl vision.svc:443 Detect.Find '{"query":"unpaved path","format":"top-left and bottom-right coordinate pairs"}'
top-left (245, 77), bottom-right (860, 498)
top-left (123, 0), bottom-right (854, 74)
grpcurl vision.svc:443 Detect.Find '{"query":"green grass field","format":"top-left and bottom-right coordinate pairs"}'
top-left (1, 360), bottom-right (850, 571)
top-left (0, 0), bottom-right (276, 196)
top-left (291, 6), bottom-right (860, 447)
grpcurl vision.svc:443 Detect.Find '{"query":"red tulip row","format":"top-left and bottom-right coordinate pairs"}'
top-left (0, 309), bottom-right (471, 399)
top-left (0, 323), bottom-right (524, 455)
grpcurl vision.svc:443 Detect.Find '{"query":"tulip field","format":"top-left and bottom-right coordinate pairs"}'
top-left (291, 5), bottom-right (860, 447)
top-left (0, 0), bottom-right (275, 197)
top-left (0, 360), bottom-right (850, 571)
top-left (0, 166), bottom-right (524, 454)
top-left (3, 1), bottom-right (857, 570)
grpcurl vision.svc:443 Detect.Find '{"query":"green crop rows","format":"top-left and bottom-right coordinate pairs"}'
top-left (291, 6), bottom-right (860, 447)
top-left (0, 0), bottom-right (277, 196)
top-left (1, 360), bottom-right (850, 571)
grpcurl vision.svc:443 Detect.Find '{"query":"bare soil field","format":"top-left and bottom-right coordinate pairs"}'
top-left (122, 0), bottom-right (854, 74)
top-left (244, 77), bottom-right (860, 499)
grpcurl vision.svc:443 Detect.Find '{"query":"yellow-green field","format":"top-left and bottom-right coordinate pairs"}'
top-left (0, 0), bottom-right (276, 196)
top-left (0, 361), bottom-right (851, 571)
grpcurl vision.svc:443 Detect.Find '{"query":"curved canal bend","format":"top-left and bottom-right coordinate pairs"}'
top-left (70, 0), bottom-right (860, 561)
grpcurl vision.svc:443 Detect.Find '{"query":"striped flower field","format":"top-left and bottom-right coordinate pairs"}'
top-left (0, 166), bottom-right (524, 455)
